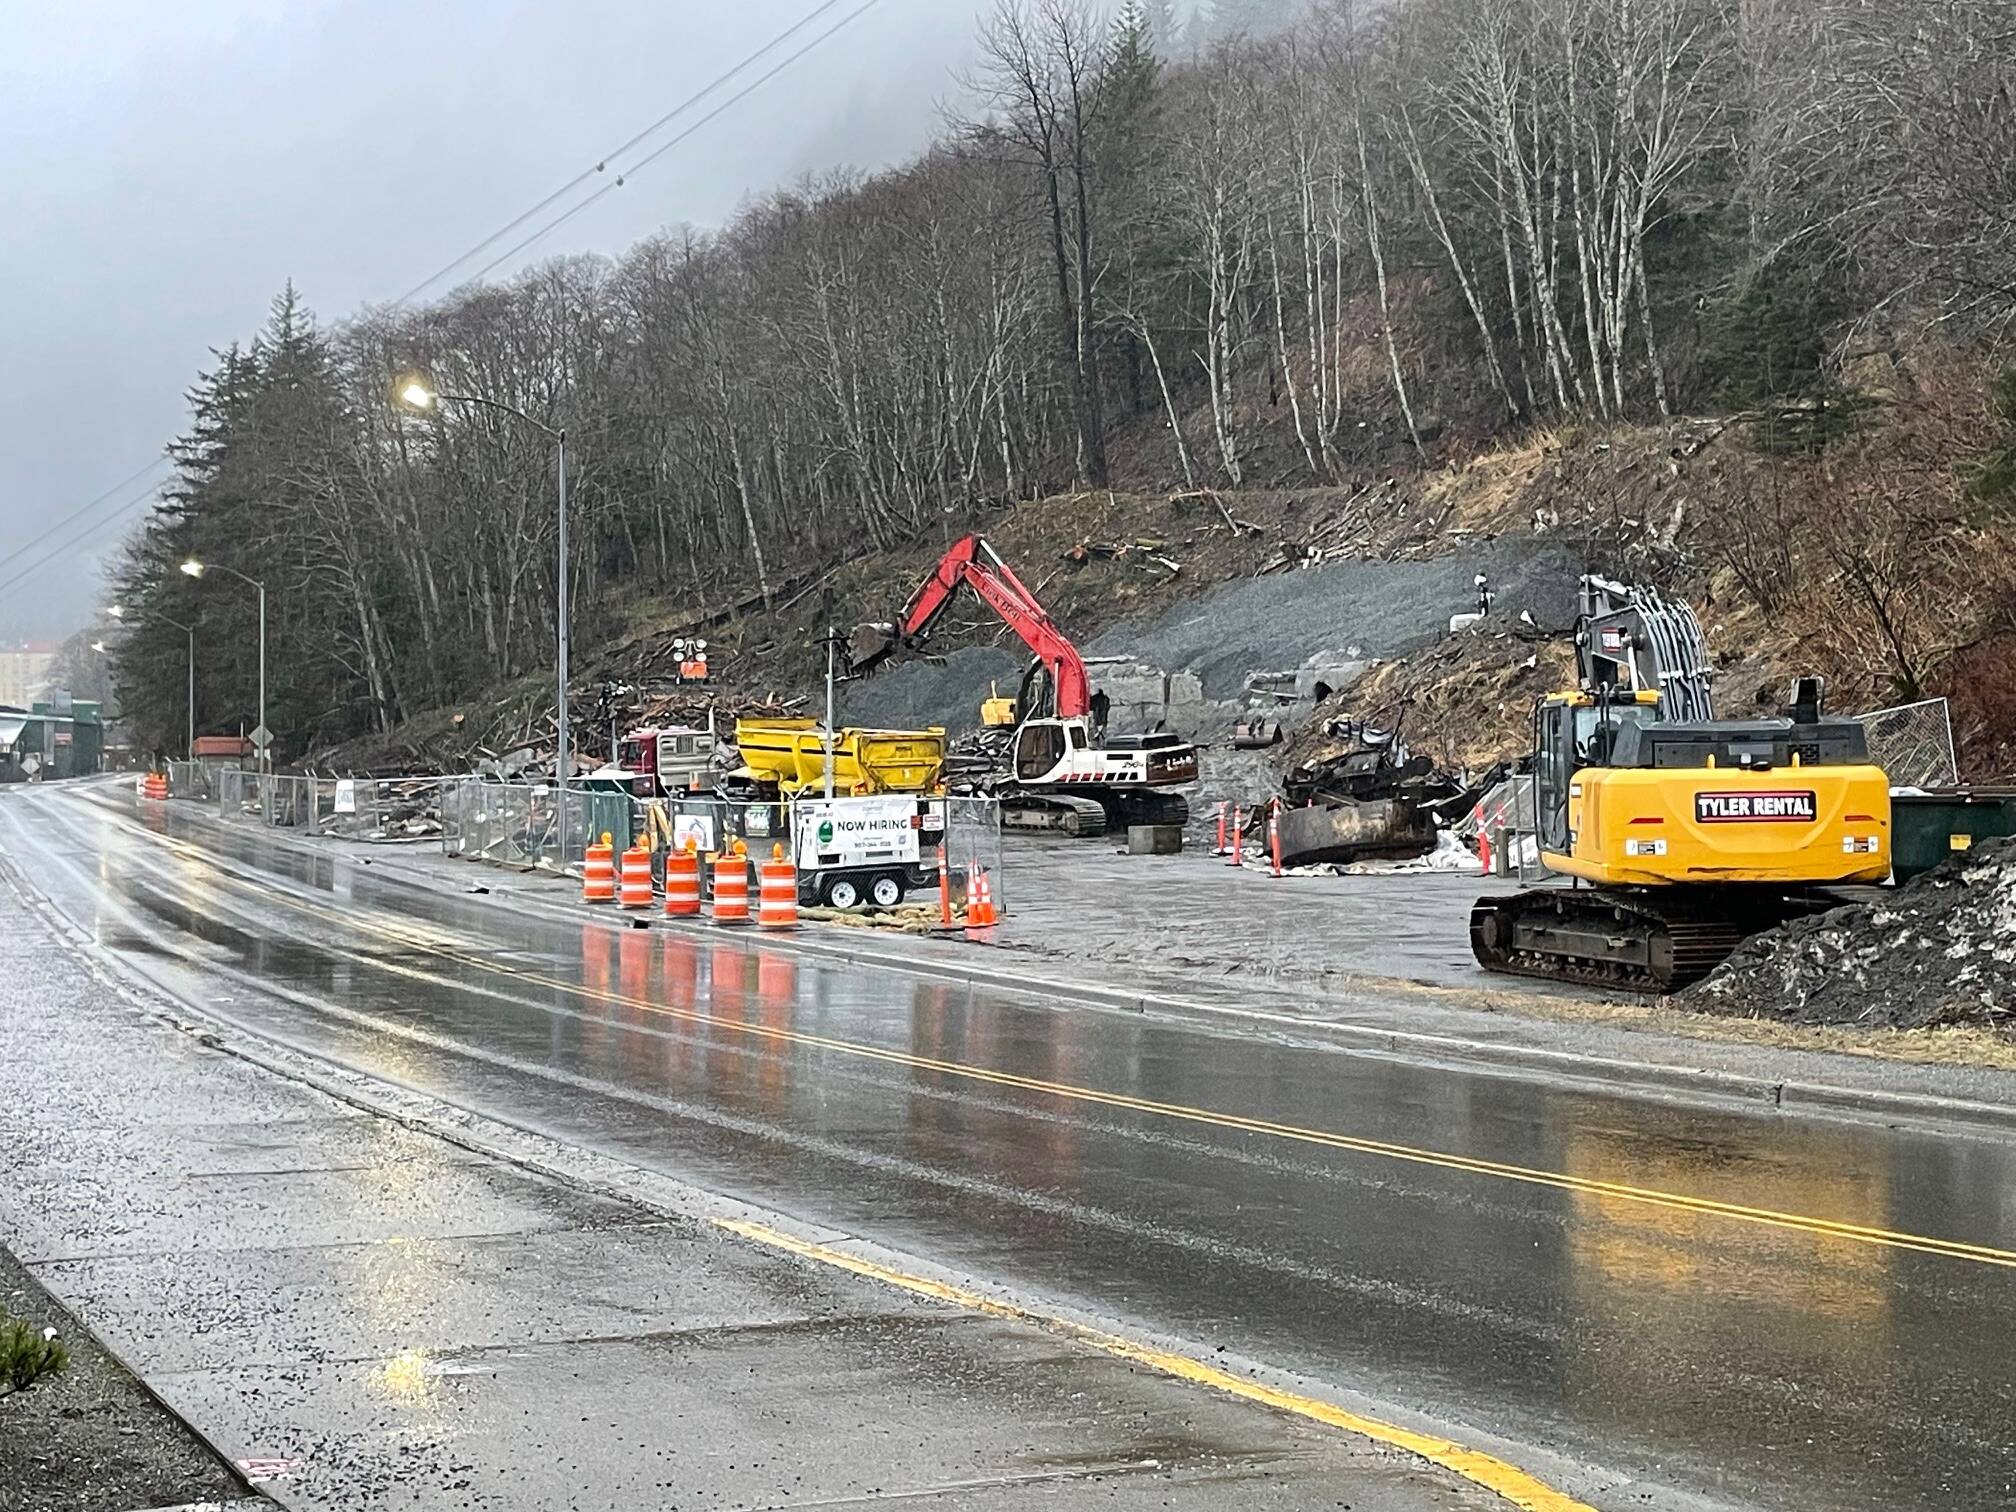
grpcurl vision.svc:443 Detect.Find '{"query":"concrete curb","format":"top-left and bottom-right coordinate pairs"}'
top-left (133, 792), bottom-right (2016, 1141)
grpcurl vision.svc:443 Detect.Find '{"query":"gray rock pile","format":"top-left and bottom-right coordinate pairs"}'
top-left (1686, 838), bottom-right (2016, 1032)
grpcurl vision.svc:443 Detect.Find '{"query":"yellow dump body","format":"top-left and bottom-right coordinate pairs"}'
top-left (734, 718), bottom-right (945, 796)
top-left (1550, 763), bottom-right (1893, 887)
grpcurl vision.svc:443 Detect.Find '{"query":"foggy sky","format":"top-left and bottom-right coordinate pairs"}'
top-left (0, 0), bottom-right (997, 641)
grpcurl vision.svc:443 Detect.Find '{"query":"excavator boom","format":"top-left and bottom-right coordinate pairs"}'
top-left (852, 535), bottom-right (1091, 718)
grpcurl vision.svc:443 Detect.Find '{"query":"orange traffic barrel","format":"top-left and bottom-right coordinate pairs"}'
top-left (664, 840), bottom-right (702, 917)
top-left (619, 843), bottom-right (654, 910)
top-left (710, 851), bottom-right (750, 925)
top-left (583, 832), bottom-right (616, 904)
top-left (757, 844), bottom-right (797, 931)
top-left (143, 771), bottom-right (169, 800)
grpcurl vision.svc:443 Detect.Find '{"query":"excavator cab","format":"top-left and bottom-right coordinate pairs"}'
top-left (1533, 690), bottom-right (1661, 857)
top-left (1014, 719), bottom-right (1071, 780)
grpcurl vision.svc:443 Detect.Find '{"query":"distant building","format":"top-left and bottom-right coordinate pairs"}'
top-left (0, 695), bottom-right (104, 781)
top-left (0, 641), bottom-right (59, 708)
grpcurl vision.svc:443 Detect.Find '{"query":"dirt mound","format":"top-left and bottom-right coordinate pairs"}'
top-left (1684, 840), bottom-right (2016, 1032)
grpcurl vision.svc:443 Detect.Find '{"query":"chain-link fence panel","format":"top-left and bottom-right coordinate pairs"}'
top-left (648, 795), bottom-right (792, 860)
top-left (165, 760), bottom-right (213, 801)
top-left (942, 796), bottom-right (1004, 917)
top-left (261, 774), bottom-right (313, 828)
top-left (439, 780), bottom-right (630, 870)
top-left (306, 777), bottom-right (447, 841)
top-left (217, 768), bottom-right (261, 823)
top-left (1856, 698), bottom-right (1958, 790)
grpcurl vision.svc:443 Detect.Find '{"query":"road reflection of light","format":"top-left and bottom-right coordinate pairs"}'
top-left (754, 945), bottom-right (798, 1110)
top-left (371, 1346), bottom-right (437, 1404)
top-left (1565, 1129), bottom-right (1894, 1411)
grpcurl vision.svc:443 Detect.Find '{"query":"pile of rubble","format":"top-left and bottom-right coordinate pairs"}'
top-left (1268, 720), bottom-right (1489, 868)
top-left (1685, 838), bottom-right (2016, 1033)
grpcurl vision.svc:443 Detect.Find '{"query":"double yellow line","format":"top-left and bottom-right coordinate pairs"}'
top-left (118, 806), bottom-right (2016, 1272)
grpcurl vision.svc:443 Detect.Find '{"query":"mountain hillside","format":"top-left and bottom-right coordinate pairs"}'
top-left (104, 0), bottom-right (2016, 779)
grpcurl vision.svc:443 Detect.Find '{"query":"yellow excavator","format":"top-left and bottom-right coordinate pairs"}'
top-left (1469, 577), bottom-right (1891, 991)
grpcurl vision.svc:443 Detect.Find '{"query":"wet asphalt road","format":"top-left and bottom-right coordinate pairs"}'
top-left (6, 782), bottom-right (2015, 1511)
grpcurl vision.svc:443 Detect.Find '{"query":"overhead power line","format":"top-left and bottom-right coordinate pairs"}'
top-left (395, 0), bottom-right (854, 306)
top-left (0, 455), bottom-right (168, 578)
top-left (453, 0), bottom-right (887, 289)
top-left (24, 0), bottom-right (886, 583)
top-left (0, 476), bottom-right (166, 598)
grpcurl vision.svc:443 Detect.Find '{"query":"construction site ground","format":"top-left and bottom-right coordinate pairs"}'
top-left (211, 812), bottom-right (2016, 1135)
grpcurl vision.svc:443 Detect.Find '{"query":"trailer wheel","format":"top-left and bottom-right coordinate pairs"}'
top-left (870, 873), bottom-right (906, 908)
top-left (823, 875), bottom-right (863, 910)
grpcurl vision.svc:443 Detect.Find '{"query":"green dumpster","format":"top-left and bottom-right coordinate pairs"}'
top-left (1891, 790), bottom-right (2016, 881)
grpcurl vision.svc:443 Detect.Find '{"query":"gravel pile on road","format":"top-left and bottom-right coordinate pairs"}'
top-left (1685, 838), bottom-right (2016, 1032)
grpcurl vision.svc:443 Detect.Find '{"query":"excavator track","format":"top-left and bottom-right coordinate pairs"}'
top-left (1001, 792), bottom-right (1110, 837)
top-left (1469, 887), bottom-right (1816, 994)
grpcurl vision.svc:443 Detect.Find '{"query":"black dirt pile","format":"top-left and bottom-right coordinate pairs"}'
top-left (1683, 839), bottom-right (2016, 1033)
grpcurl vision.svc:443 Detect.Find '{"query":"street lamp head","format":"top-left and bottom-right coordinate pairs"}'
top-left (397, 377), bottom-right (438, 412)
top-left (180, 559), bottom-right (205, 578)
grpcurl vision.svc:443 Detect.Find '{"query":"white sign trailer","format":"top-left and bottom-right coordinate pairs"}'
top-left (790, 794), bottom-right (946, 909)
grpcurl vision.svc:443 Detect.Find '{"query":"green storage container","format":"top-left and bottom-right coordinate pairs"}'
top-left (1891, 790), bottom-right (2016, 881)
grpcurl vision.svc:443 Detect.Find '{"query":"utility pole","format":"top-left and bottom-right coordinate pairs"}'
top-left (823, 626), bottom-right (837, 800)
top-left (556, 430), bottom-right (570, 798)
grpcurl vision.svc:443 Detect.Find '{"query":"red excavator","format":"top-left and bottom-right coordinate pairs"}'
top-left (849, 533), bottom-right (1198, 836)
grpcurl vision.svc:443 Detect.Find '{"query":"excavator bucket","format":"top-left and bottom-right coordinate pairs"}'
top-left (846, 621), bottom-right (900, 677)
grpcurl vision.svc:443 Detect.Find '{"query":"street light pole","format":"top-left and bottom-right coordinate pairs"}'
top-left (106, 605), bottom-right (196, 760)
top-left (179, 560), bottom-right (265, 772)
top-left (182, 622), bottom-right (195, 760)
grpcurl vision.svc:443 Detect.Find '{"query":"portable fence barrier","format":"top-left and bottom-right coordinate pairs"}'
top-left (942, 796), bottom-right (1006, 923)
top-left (165, 760), bottom-right (212, 801)
top-left (440, 779), bottom-right (631, 871)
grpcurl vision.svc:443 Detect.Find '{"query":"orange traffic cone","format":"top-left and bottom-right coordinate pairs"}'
top-left (964, 867), bottom-right (998, 930)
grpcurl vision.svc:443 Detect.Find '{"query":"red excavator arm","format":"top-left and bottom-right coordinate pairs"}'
top-left (871, 534), bottom-right (1091, 719)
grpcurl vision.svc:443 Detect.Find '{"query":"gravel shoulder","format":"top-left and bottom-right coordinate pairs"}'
top-left (0, 1243), bottom-right (252, 1512)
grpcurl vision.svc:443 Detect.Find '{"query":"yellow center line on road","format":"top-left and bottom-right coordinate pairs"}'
top-left (716, 1216), bottom-right (1595, 1512)
top-left (96, 804), bottom-right (2016, 1271)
